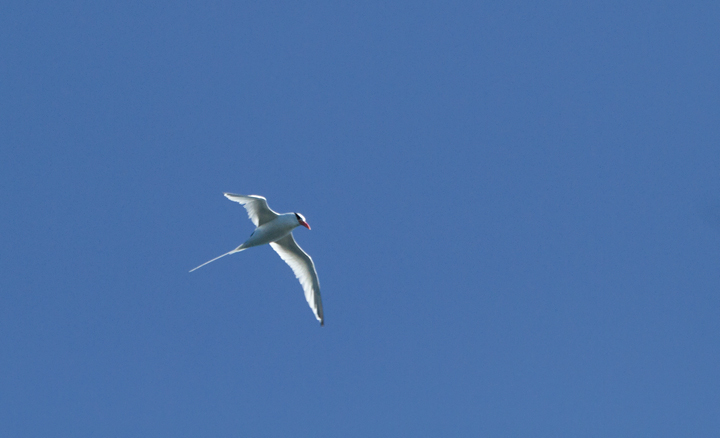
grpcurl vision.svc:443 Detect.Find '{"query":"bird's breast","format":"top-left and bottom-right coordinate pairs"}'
top-left (243, 220), bottom-right (295, 248)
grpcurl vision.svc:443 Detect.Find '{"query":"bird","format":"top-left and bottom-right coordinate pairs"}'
top-left (190, 193), bottom-right (324, 325)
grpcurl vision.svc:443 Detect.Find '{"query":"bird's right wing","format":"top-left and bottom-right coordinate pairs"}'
top-left (270, 233), bottom-right (324, 325)
top-left (224, 193), bottom-right (279, 226)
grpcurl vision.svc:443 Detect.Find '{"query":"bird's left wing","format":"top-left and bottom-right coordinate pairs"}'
top-left (270, 233), bottom-right (324, 325)
top-left (224, 193), bottom-right (278, 226)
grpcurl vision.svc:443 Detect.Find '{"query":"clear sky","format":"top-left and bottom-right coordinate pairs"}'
top-left (1, 1), bottom-right (719, 436)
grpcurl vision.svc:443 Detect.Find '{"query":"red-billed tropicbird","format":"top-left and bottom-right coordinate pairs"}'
top-left (190, 193), bottom-right (323, 325)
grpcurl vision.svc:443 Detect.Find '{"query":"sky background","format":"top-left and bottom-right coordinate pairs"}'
top-left (1, 1), bottom-right (719, 436)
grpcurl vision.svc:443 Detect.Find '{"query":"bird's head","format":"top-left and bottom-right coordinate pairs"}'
top-left (294, 212), bottom-right (311, 230)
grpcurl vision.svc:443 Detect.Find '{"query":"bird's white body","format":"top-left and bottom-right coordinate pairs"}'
top-left (190, 193), bottom-right (324, 325)
top-left (239, 214), bottom-right (301, 249)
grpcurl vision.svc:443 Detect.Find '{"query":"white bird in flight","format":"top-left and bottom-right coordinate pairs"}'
top-left (190, 193), bottom-right (324, 325)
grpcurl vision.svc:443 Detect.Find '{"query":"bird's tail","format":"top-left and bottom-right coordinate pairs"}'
top-left (189, 246), bottom-right (246, 272)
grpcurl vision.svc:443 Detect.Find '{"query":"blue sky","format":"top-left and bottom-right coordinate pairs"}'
top-left (1, 1), bottom-right (719, 436)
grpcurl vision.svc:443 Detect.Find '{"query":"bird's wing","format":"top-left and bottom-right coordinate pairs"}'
top-left (224, 193), bottom-right (279, 226)
top-left (270, 233), bottom-right (324, 325)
